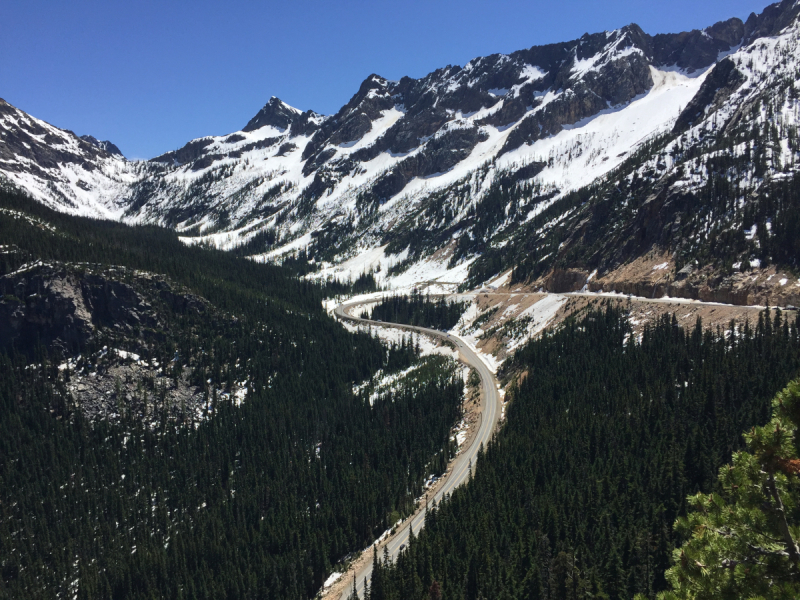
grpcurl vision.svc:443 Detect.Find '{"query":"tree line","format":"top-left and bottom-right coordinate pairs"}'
top-left (371, 304), bottom-right (800, 600)
top-left (0, 189), bottom-right (464, 599)
top-left (369, 292), bottom-right (468, 331)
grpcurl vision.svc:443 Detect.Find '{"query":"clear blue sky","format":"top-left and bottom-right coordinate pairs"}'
top-left (2, 0), bottom-right (771, 159)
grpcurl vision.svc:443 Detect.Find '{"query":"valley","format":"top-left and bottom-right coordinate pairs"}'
top-left (3, 1), bottom-right (800, 598)
top-left (2, 0), bottom-right (800, 310)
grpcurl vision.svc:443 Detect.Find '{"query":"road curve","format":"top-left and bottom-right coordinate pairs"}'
top-left (333, 300), bottom-right (502, 600)
top-left (330, 288), bottom-right (772, 598)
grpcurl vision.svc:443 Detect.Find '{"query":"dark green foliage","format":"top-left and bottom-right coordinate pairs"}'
top-left (277, 247), bottom-right (319, 277)
top-left (475, 185), bottom-right (596, 288)
top-left (380, 164), bottom-right (554, 281)
top-left (369, 291), bottom-right (468, 331)
top-left (0, 189), bottom-right (323, 314)
top-left (379, 305), bottom-right (800, 600)
top-left (228, 227), bottom-right (279, 257)
top-left (0, 350), bottom-right (463, 600)
top-left (656, 380), bottom-right (800, 599)
top-left (0, 190), bottom-right (463, 599)
top-left (350, 271), bottom-right (381, 295)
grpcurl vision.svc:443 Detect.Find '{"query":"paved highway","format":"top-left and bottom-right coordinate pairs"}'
top-left (330, 289), bottom-right (771, 598)
top-left (333, 300), bottom-right (502, 600)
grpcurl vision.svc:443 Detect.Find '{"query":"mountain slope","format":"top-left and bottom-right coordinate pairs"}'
top-left (484, 0), bottom-right (800, 305)
top-left (2, 1), bottom-right (799, 302)
top-left (120, 17), bottom-right (742, 276)
top-left (0, 186), bottom-right (463, 599)
top-left (0, 99), bottom-right (137, 217)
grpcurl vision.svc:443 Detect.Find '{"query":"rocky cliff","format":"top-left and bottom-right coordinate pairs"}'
top-left (2, 1), bottom-right (800, 305)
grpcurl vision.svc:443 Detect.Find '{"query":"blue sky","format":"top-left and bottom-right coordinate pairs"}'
top-left (2, 0), bottom-right (771, 159)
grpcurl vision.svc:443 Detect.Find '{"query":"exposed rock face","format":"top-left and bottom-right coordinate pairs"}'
top-left (63, 359), bottom-right (206, 426)
top-left (673, 58), bottom-right (745, 132)
top-left (651, 18), bottom-right (744, 72)
top-left (0, 262), bottom-right (215, 423)
top-left (499, 21), bottom-right (745, 155)
top-left (744, 0), bottom-right (800, 42)
top-left (301, 75), bottom-right (395, 161)
top-left (0, 265), bottom-right (95, 355)
top-left (0, 263), bottom-right (206, 357)
top-left (542, 269), bottom-right (591, 293)
top-left (242, 96), bottom-right (301, 132)
top-left (586, 269), bottom-right (800, 308)
top-left (0, 99), bottom-right (111, 183)
top-left (531, 249), bottom-right (800, 308)
top-left (80, 135), bottom-right (124, 157)
top-left (364, 126), bottom-right (490, 204)
top-left (150, 138), bottom-right (214, 166)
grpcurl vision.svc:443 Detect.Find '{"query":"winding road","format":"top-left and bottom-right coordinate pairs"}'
top-left (333, 300), bottom-right (502, 600)
top-left (330, 289), bottom-right (774, 598)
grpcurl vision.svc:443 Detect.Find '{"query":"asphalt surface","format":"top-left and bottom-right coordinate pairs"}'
top-left (330, 289), bottom-right (768, 598)
top-left (333, 301), bottom-right (502, 600)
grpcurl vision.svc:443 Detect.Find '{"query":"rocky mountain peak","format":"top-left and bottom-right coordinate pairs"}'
top-left (300, 74), bottom-right (397, 160)
top-left (242, 96), bottom-right (302, 132)
top-left (4, 0), bottom-right (800, 300)
top-left (744, 0), bottom-right (800, 43)
top-left (705, 17), bottom-right (747, 47)
top-left (339, 74), bottom-right (395, 115)
top-left (79, 135), bottom-right (124, 157)
top-left (653, 18), bottom-right (743, 72)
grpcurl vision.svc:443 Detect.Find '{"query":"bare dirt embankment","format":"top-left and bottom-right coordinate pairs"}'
top-left (534, 252), bottom-right (800, 307)
top-left (463, 267), bottom-right (788, 367)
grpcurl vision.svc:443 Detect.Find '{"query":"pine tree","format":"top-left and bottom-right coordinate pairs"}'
top-left (654, 379), bottom-right (800, 599)
top-left (370, 546), bottom-right (384, 600)
top-left (349, 573), bottom-right (358, 600)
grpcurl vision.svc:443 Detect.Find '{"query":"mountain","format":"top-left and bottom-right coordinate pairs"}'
top-left (0, 183), bottom-right (465, 600)
top-left (5, 4), bottom-right (800, 598)
top-left (79, 135), bottom-right (124, 157)
top-left (487, 0), bottom-right (800, 306)
top-left (2, 0), bottom-right (800, 304)
top-left (118, 14), bottom-right (744, 274)
top-left (0, 98), bottom-right (136, 218)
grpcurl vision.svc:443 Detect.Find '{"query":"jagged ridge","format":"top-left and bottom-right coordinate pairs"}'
top-left (2, 1), bottom-right (799, 301)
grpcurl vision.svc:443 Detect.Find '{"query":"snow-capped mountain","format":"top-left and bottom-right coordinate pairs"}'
top-left (115, 10), bottom-right (744, 277)
top-left (3, 0), bottom-right (800, 296)
top-left (490, 0), bottom-right (800, 302)
top-left (79, 135), bottom-right (124, 157)
top-left (0, 98), bottom-right (139, 218)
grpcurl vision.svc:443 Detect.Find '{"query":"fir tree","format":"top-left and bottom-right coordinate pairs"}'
top-left (655, 380), bottom-right (800, 599)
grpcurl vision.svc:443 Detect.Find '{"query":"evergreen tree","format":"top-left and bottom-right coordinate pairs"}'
top-left (378, 305), bottom-right (800, 600)
top-left (0, 188), bottom-right (466, 600)
top-left (654, 380), bottom-right (800, 599)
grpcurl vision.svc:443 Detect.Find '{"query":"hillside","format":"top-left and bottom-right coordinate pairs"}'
top-left (375, 305), bottom-right (800, 600)
top-left (6, 3), bottom-right (800, 598)
top-left (3, 2), bottom-right (800, 304)
top-left (0, 188), bottom-right (464, 599)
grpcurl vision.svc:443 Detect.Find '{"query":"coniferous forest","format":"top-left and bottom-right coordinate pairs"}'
top-left (8, 3), bottom-right (800, 597)
top-left (368, 292), bottom-right (468, 332)
top-left (372, 305), bottom-right (800, 600)
top-left (5, 180), bottom-right (800, 600)
top-left (0, 189), bottom-right (464, 599)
